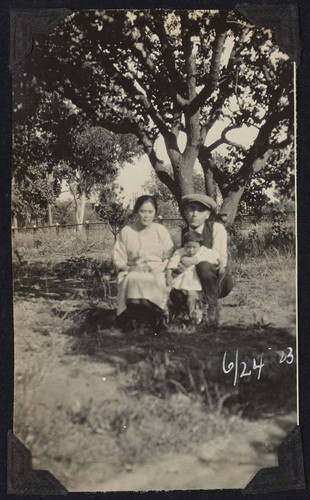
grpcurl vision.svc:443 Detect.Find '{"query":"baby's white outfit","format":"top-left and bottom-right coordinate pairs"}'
top-left (167, 246), bottom-right (220, 291)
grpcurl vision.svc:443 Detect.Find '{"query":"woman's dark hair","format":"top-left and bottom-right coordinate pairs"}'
top-left (133, 195), bottom-right (158, 214)
top-left (182, 230), bottom-right (203, 246)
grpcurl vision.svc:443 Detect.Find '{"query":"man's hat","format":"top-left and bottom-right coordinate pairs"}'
top-left (181, 194), bottom-right (217, 211)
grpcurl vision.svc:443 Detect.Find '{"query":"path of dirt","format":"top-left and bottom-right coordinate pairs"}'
top-left (71, 414), bottom-right (295, 492)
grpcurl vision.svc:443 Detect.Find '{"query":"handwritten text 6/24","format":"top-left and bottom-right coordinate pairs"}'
top-left (222, 347), bottom-right (294, 386)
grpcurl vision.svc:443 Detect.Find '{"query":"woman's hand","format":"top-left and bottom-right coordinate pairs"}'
top-left (165, 270), bottom-right (173, 287)
top-left (141, 264), bottom-right (152, 273)
top-left (130, 262), bottom-right (151, 273)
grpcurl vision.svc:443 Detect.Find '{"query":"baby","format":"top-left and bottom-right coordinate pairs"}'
top-left (166, 230), bottom-right (220, 323)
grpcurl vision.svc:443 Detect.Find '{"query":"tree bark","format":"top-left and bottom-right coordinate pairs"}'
top-left (46, 172), bottom-right (54, 226)
top-left (220, 186), bottom-right (246, 224)
top-left (69, 182), bottom-right (86, 232)
top-left (173, 159), bottom-right (195, 197)
top-left (75, 191), bottom-right (86, 231)
top-left (78, 191), bottom-right (86, 228)
top-left (204, 169), bottom-right (217, 200)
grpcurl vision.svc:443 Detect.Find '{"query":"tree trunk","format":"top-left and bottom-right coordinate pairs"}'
top-left (173, 160), bottom-right (195, 216)
top-left (204, 169), bottom-right (217, 200)
top-left (26, 211), bottom-right (31, 227)
top-left (75, 190), bottom-right (86, 231)
top-left (198, 146), bottom-right (227, 203)
top-left (69, 181), bottom-right (86, 232)
top-left (176, 162), bottom-right (195, 196)
top-left (220, 185), bottom-right (246, 224)
top-left (220, 148), bottom-right (274, 223)
top-left (47, 204), bottom-right (53, 226)
top-left (46, 172), bottom-right (54, 226)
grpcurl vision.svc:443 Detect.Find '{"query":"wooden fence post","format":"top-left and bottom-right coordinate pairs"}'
top-left (32, 224), bottom-right (39, 248)
top-left (85, 220), bottom-right (90, 240)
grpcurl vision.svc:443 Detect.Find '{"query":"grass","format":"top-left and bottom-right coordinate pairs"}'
top-left (13, 225), bottom-right (114, 261)
top-left (13, 299), bottom-right (250, 487)
top-left (12, 220), bottom-right (297, 490)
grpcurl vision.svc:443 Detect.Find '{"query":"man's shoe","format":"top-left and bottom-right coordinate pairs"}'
top-left (208, 304), bottom-right (219, 329)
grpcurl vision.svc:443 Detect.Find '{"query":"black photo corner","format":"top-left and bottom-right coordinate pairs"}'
top-left (1, 0), bottom-right (310, 498)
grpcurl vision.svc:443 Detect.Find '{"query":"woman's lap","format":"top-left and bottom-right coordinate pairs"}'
top-left (117, 270), bottom-right (168, 316)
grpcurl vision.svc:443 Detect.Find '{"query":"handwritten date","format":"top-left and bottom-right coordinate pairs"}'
top-left (222, 347), bottom-right (294, 386)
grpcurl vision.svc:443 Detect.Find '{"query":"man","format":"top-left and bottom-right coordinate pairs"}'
top-left (172, 193), bottom-right (233, 327)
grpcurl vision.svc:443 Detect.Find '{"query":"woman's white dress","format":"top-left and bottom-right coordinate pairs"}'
top-left (113, 223), bottom-right (174, 316)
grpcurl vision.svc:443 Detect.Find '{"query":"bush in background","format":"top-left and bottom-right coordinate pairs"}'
top-left (228, 215), bottom-right (295, 261)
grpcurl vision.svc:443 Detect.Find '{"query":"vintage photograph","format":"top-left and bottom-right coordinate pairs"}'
top-left (12, 8), bottom-right (297, 492)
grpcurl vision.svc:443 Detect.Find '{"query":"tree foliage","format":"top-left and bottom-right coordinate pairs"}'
top-left (13, 79), bottom-right (142, 226)
top-left (17, 9), bottom-right (294, 222)
top-left (94, 184), bottom-right (132, 239)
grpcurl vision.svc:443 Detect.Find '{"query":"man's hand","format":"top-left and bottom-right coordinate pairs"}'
top-left (180, 255), bottom-right (197, 268)
top-left (217, 265), bottom-right (226, 290)
top-left (218, 264), bottom-right (226, 277)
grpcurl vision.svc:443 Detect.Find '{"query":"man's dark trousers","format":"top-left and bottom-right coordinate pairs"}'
top-left (196, 261), bottom-right (233, 307)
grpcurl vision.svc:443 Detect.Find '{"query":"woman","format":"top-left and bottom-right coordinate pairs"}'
top-left (113, 195), bottom-right (174, 328)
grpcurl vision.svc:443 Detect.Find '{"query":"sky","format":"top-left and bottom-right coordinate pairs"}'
top-left (116, 121), bottom-right (258, 207)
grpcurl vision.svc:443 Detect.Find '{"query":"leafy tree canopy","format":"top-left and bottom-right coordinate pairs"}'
top-left (16, 9), bottom-right (294, 222)
top-left (13, 82), bottom-right (142, 225)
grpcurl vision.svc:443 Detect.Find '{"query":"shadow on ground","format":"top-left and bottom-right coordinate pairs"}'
top-left (13, 257), bottom-right (117, 302)
top-left (53, 301), bottom-right (296, 420)
top-left (14, 257), bottom-right (296, 420)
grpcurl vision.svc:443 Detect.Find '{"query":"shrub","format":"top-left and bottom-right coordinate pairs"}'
top-left (228, 217), bottom-right (295, 261)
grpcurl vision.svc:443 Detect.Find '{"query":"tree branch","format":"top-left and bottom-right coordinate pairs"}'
top-left (274, 132), bottom-right (294, 150)
top-left (179, 11), bottom-right (201, 164)
top-left (128, 27), bottom-right (189, 107)
top-left (54, 75), bottom-right (139, 135)
top-left (180, 11), bottom-right (197, 101)
top-left (152, 12), bottom-right (186, 97)
top-left (171, 107), bottom-right (183, 137)
top-left (138, 130), bottom-right (178, 197)
top-left (102, 57), bottom-right (170, 137)
top-left (252, 148), bottom-right (274, 174)
top-left (206, 125), bottom-right (247, 153)
top-left (188, 14), bottom-right (228, 116)
top-left (198, 145), bottom-right (231, 193)
top-left (200, 33), bottom-right (247, 142)
top-left (227, 101), bottom-right (293, 190)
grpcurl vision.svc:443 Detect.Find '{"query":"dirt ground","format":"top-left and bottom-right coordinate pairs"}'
top-left (13, 254), bottom-right (297, 492)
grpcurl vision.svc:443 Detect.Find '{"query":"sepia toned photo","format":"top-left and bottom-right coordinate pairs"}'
top-left (11, 8), bottom-right (299, 493)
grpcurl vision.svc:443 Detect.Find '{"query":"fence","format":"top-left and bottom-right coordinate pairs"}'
top-left (11, 210), bottom-right (295, 235)
top-left (11, 211), bottom-right (296, 262)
